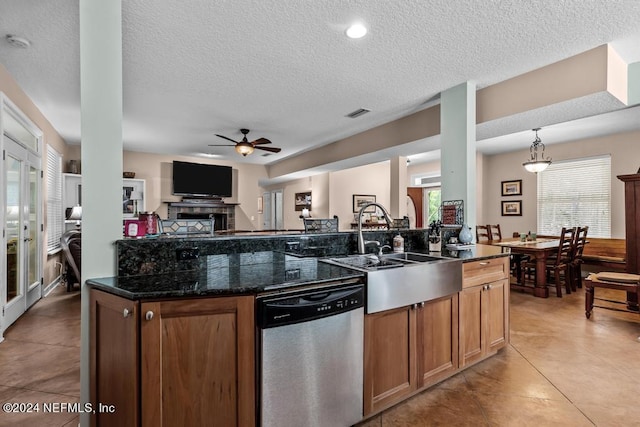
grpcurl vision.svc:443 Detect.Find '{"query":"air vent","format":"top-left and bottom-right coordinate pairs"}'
top-left (261, 153), bottom-right (273, 157)
top-left (346, 108), bottom-right (370, 118)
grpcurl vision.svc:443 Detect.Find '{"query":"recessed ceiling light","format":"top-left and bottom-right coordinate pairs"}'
top-left (6, 34), bottom-right (31, 49)
top-left (345, 23), bottom-right (367, 39)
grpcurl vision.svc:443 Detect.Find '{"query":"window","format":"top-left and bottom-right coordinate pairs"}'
top-left (46, 147), bottom-right (63, 253)
top-left (537, 155), bottom-right (611, 237)
top-left (426, 187), bottom-right (441, 224)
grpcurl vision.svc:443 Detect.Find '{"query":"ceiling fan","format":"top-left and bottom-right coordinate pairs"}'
top-left (209, 128), bottom-right (282, 157)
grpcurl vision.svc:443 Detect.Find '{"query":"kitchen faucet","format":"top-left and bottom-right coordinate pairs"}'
top-left (357, 202), bottom-right (394, 254)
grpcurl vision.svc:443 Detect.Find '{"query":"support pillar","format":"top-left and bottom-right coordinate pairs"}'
top-left (79, 1), bottom-right (123, 425)
top-left (440, 82), bottom-right (477, 230)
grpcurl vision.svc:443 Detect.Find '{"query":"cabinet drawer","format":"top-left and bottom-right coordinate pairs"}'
top-left (462, 257), bottom-right (509, 288)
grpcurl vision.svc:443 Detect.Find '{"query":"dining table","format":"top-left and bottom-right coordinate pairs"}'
top-left (491, 237), bottom-right (561, 298)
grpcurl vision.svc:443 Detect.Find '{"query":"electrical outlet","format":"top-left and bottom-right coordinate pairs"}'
top-left (176, 248), bottom-right (200, 261)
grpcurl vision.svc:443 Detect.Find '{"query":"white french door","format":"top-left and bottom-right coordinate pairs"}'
top-left (1, 94), bottom-right (43, 340)
top-left (3, 139), bottom-right (41, 335)
top-left (262, 190), bottom-right (283, 230)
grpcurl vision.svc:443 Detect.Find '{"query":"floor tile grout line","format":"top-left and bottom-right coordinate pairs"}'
top-left (507, 342), bottom-right (598, 426)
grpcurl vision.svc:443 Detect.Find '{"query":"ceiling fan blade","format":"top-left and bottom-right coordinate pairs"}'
top-left (252, 138), bottom-right (272, 145)
top-left (207, 144), bottom-right (236, 147)
top-left (255, 146), bottom-right (281, 153)
top-left (215, 134), bottom-right (239, 144)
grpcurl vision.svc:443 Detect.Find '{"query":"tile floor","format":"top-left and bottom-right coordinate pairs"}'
top-left (0, 285), bottom-right (80, 427)
top-left (0, 282), bottom-right (638, 426)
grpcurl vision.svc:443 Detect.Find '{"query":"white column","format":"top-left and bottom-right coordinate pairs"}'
top-left (629, 62), bottom-right (640, 106)
top-left (79, 1), bottom-right (123, 425)
top-left (389, 156), bottom-right (408, 220)
top-left (440, 82), bottom-right (476, 229)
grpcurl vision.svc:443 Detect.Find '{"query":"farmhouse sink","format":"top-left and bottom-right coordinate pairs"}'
top-left (321, 253), bottom-right (462, 313)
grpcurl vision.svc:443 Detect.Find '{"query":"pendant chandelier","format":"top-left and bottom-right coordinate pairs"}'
top-left (523, 128), bottom-right (551, 173)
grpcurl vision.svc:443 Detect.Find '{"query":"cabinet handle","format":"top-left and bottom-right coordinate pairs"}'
top-left (420, 301), bottom-right (425, 308)
top-left (479, 262), bottom-right (489, 266)
top-left (411, 304), bottom-right (417, 310)
top-left (487, 284), bottom-right (493, 290)
top-left (145, 311), bottom-right (154, 321)
top-left (123, 308), bottom-right (130, 318)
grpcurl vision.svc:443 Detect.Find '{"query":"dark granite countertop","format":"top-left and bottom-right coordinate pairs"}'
top-left (87, 251), bottom-right (364, 300)
top-left (438, 243), bottom-right (510, 261)
top-left (89, 238), bottom-right (508, 300)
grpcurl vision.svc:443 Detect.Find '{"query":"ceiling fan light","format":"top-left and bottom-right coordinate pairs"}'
top-left (235, 142), bottom-right (254, 156)
top-left (346, 23), bottom-right (367, 39)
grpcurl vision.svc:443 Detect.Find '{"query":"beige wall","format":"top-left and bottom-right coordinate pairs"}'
top-left (121, 151), bottom-right (269, 230)
top-left (329, 162), bottom-right (391, 231)
top-left (482, 130), bottom-right (640, 238)
top-left (0, 65), bottom-right (70, 287)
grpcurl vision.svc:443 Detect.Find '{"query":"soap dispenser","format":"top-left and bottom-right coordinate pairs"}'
top-left (393, 232), bottom-right (404, 253)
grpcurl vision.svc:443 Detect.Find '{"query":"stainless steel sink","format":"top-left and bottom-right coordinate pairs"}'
top-left (381, 252), bottom-right (445, 263)
top-left (321, 252), bottom-right (462, 313)
top-left (324, 254), bottom-right (407, 271)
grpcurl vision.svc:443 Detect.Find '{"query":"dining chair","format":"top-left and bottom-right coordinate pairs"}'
top-left (391, 216), bottom-right (410, 230)
top-left (487, 224), bottom-right (502, 240)
top-left (303, 216), bottom-right (339, 233)
top-left (476, 225), bottom-right (491, 243)
top-left (570, 226), bottom-right (589, 291)
top-left (526, 227), bottom-right (576, 297)
top-left (488, 224), bottom-right (529, 286)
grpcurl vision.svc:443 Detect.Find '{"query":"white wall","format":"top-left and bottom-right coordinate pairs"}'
top-left (483, 130), bottom-right (640, 238)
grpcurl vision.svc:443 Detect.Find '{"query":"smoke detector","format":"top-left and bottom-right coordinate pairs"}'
top-left (6, 35), bottom-right (31, 49)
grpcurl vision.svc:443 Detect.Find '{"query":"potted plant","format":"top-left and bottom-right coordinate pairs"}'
top-left (428, 220), bottom-right (442, 252)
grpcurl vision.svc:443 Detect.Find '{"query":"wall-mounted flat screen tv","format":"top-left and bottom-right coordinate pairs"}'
top-left (172, 161), bottom-right (233, 198)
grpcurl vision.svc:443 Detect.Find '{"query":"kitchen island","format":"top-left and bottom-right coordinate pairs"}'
top-left (88, 231), bottom-right (509, 426)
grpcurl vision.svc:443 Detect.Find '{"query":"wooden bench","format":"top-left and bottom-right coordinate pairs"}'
top-left (581, 237), bottom-right (626, 271)
top-left (529, 235), bottom-right (626, 272)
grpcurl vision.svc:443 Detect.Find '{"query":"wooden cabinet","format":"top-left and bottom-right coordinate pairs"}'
top-left (418, 294), bottom-right (459, 387)
top-left (140, 297), bottom-right (255, 427)
top-left (364, 305), bottom-right (416, 415)
top-left (459, 257), bottom-right (509, 368)
top-left (90, 289), bottom-right (255, 427)
top-left (363, 293), bottom-right (458, 416)
top-left (89, 289), bottom-right (139, 427)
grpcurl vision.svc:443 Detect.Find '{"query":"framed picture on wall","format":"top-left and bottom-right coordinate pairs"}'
top-left (353, 194), bottom-right (376, 213)
top-left (501, 200), bottom-right (522, 216)
top-left (501, 179), bottom-right (522, 196)
top-left (294, 192), bottom-right (312, 211)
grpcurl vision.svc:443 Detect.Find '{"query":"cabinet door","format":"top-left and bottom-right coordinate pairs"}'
top-left (417, 294), bottom-right (458, 388)
top-left (90, 289), bottom-right (139, 427)
top-left (486, 278), bottom-right (509, 353)
top-left (364, 305), bottom-right (416, 415)
top-left (458, 285), bottom-right (484, 368)
top-left (141, 296), bottom-right (255, 427)
top-left (459, 279), bottom-right (509, 368)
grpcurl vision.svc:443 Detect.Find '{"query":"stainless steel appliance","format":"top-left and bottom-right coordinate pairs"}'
top-left (258, 282), bottom-right (364, 427)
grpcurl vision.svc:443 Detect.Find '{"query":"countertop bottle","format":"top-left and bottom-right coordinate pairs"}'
top-left (393, 233), bottom-right (404, 253)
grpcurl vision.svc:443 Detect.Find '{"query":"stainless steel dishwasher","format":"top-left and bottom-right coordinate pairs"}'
top-left (257, 281), bottom-right (364, 427)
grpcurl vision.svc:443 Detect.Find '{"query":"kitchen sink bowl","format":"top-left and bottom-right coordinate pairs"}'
top-left (322, 253), bottom-right (462, 313)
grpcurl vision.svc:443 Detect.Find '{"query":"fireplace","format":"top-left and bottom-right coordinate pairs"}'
top-left (167, 202), bottom-right (235, 231)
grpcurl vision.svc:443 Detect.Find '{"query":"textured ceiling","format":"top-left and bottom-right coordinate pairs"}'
top-left (1, 0), bottom-right (640, 168)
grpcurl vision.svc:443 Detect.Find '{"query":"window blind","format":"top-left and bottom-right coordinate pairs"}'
top-left (46, 147), bottom-right (63, 253)
top-left (537, 155), bottom-right (611, 238)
